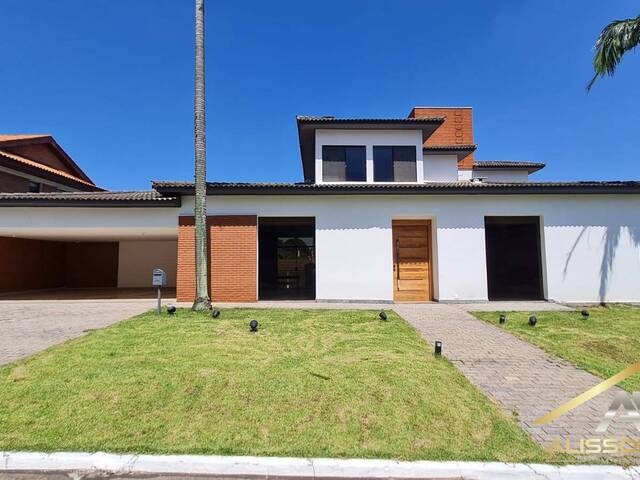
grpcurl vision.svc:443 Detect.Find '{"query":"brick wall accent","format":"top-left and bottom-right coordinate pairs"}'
top-left (0, 237), bottom-right (118, 293)
top-left (176, 215), bottom-right (257, 303)
top-left (210, 215), bottom-right (257, 302)
top-left (409, 107), bottom-right (475, 169)
top-left (177, 216), bottom-right (198, 302)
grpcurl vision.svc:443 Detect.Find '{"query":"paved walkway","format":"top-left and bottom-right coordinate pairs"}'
top-left (0, 300), bottom-right (160, 365)
top-left (394, 303), bottom-right (638, 453)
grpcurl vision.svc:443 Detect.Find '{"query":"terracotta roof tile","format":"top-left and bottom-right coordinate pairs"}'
top-left (0, 149), bottom-right (99, 188)
top-left (0, 134), bottom-right (50, 142)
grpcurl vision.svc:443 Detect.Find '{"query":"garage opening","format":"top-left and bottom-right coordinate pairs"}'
top-left (0, 236), bottom-right (177, 300)
top-left (484, 216), bottom-right (544, 300)
top-left (258, 217), bottom-right (315, 300)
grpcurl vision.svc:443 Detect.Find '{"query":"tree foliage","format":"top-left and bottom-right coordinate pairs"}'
top-left (588, 14), bottom-right (640, 90)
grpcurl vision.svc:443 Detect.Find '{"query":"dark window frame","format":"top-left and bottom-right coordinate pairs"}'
top-left (321, 145), bottom-right (367, 182)
top-left (373, 146), bottom-right (417, 182)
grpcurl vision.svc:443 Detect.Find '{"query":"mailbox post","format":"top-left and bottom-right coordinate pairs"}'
top-left (152, 269), bottom-right (167, 314)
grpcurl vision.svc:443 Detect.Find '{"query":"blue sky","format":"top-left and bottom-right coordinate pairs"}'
top-left (1, 1), bottom-right (638, 190)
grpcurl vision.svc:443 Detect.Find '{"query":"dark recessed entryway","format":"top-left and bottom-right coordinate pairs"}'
top-left (484, 216), bottom-right (544, 300)
top-left (258, 217), bottom-right (315, 300)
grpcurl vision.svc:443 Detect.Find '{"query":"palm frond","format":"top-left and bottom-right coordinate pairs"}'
top-left (587, 15), bottom-right (640, 90)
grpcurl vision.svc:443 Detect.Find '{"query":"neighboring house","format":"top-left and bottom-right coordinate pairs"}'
top-left (0, 134), bottom-right (102, 193)
top-left (0, 107), bottom-right (638, 304)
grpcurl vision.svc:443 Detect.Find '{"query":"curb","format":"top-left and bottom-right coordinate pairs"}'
top-left (1, 452), bottom-right (639, 479)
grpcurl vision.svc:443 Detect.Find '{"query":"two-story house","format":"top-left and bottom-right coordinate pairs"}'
top-left (0, 107), bottom-right (638, 304)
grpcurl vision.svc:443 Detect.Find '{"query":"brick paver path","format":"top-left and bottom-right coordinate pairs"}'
top-left (394, 304), bottom-right (639, 454)
top-left (0, 300), bottom-right (158, 365)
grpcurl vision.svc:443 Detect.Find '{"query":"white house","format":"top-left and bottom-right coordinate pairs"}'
top-left (0, 107), bottom-right (638, 304)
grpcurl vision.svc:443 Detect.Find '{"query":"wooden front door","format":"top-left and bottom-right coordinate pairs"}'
top-left (392, 219), bottom-right (432, 302)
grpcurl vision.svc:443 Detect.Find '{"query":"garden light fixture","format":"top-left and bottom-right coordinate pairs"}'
top-left (529, 315), bottom-right (537, 327)
top-left (249, 319), bottom-right (259, 332)
top-left (435, 340), bottom-right (442, 356)
top-left (212, 308), bottom-right (220, 318)
top-left (379, 310), bottom-right (388, 321)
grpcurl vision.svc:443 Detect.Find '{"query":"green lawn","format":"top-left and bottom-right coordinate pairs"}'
top-left (473, 305), bottom-right (640, 392)
top-left (0, 308), bottom-right (552, 462)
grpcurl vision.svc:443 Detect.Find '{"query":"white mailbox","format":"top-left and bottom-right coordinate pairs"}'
top-left (152, 268), bottom-right (166, 287)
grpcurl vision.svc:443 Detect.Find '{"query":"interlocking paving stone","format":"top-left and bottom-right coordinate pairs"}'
top-left (393, 303), bottom-right (639, 457)
top-left (0, 300), bottom-right (157, 365)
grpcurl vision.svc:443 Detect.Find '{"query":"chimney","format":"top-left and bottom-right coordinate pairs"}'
top-left (409, 107), bottom-right (475, 169)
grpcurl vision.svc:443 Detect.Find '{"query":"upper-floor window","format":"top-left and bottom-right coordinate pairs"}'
top-left (373, 146), bottom-right (416, 182)
top-left (27, 181), bottom-right (41, 193)
top-left (322, 145), bottom-right (366, 182)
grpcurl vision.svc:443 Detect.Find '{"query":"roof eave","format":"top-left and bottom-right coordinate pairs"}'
top-left (0, 198), bottom-right (181, 207)
top-left (151, 182), bottom-right (640, 196)
top-left (423, 145), bottom-right (477, 161)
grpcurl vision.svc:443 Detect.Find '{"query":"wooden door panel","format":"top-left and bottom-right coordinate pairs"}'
top-left (397, 247), bottom-right (428, 259)
top-left (392, 220), bottom-right (432, 302)
top-left (397, 279), bottom-right (428, 290)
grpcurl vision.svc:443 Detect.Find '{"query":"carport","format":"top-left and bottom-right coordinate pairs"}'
top-left (0, 191), bottom-right (180, 299)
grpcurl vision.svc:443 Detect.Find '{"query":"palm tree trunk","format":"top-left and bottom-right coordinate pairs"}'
top-left (192, 0), bottom-right (210, 311)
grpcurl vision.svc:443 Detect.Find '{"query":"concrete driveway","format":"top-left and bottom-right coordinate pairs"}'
top-left (0, 300), bottom-right (160, 366)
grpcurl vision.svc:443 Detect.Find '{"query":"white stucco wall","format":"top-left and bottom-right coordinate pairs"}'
top-left (117, 240), bottom-right (178, 288)
top-left (315, 129), bottom-right (424, 183)
top-left (0, 194), bottom-right (637, 303)
top-left (423, 154), bottom-right (458, 181)
top-left (473, 169), bottom-right (530, 183)
top-left (178, 194), bottom-right (640, 303)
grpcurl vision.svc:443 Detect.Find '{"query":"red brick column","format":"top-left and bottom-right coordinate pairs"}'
top-left (210, 215), bottom-right (257, 302)
top-left (176, 215), bottom-right (257, 303)
top-left (176, 216), bottom-right (197, 302)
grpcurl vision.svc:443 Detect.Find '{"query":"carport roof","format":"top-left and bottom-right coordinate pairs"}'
top-left (0, 190), bottom-right (180, 207)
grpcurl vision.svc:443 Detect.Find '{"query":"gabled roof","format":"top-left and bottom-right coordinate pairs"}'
top-left (296, 115), bottom-right (445, 183)
top-left (473, 161), bottom-right (546, 173)
top-left (0, 150), bottom-right (101, 190)
top-left (0, 134), bottom-right (99, 189)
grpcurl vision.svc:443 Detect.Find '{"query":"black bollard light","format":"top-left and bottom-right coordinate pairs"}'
top-left (379, 310), bottom-right (388, 321)
top-left (499, 314), bottom-right (506, 324)
top-left (434, 340), bottom-right (442, 356)
top-left (167, 305), bottom-right (177, 315)
top-left (528, 315), bottom-right (537, 327)
top-left (249, 319), bottom-right (259, 332)
top-left (212, 308), bottom-right (220, 318)
top-left (581, 309), bottom-right (590, 318)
